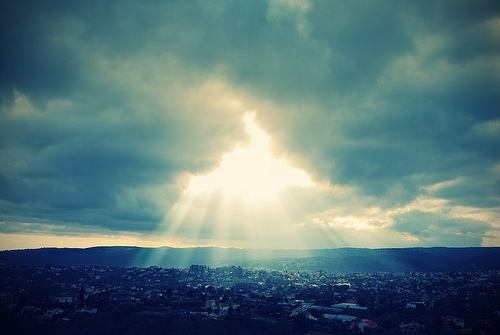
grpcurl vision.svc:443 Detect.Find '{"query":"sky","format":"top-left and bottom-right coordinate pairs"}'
top-left (0, 0), bottom-right (499, 250)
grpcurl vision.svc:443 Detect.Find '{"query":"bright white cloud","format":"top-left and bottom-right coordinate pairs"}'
top-left (187, 112), bottom-right (312, 200)
top-left (161, 111), bottom-right (316, 248)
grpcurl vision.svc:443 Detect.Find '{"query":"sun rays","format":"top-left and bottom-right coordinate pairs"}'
top-left (160, 112), bottom-right (314, 250)
top-left (187, 113), bottom-right (312, 200)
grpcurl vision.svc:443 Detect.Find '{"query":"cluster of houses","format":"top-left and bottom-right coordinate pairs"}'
top-left (1, 264), bottom-right (499, 334)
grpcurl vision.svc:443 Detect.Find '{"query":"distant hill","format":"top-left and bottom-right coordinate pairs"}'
top-left (1, 246), bottom-right (499, 272)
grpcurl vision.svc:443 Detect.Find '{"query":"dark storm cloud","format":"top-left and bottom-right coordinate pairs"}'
top-left (0, 0), bottom-right (498, 245)
top-left (257, 0), bottom-right (500, 212)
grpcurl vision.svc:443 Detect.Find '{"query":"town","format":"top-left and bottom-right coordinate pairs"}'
top-left (1, 264), bottom-right (499, 334)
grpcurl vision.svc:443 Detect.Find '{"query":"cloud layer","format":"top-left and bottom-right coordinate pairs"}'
top-left (0, 0), bottom-right (499, 248)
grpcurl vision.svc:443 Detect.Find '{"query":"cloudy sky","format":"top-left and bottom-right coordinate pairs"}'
top-left (1, 0), bottom-right (499, 249)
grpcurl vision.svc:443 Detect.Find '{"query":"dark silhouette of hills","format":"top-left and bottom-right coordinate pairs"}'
top-left (1, 246), bottom-right (499, 272)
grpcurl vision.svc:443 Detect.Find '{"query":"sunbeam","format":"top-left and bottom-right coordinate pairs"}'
top-left (161, 112), bottom-right (314, 253)
top-left (187, 113), bottom-right (312, 200)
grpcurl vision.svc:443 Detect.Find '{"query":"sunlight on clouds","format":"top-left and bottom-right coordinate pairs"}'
top-left (421, 178), bottom-right (464, 193)
top-left (0, 232), bottom-right (175, 250)
top-left (304, 188), bottom-right (499, 247)
top-left (0, 228), bottom-right (243, 250)
top-left (390, 194), bottom-right (499, 227)
top-left (1, 1), bottom-right (498, 250)
top-left (161, 111), bottom-right (314, 249)
top-left (188, 113), bottom-right (312, 200)
top-left (448, 206), bottom-right (500, 225)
